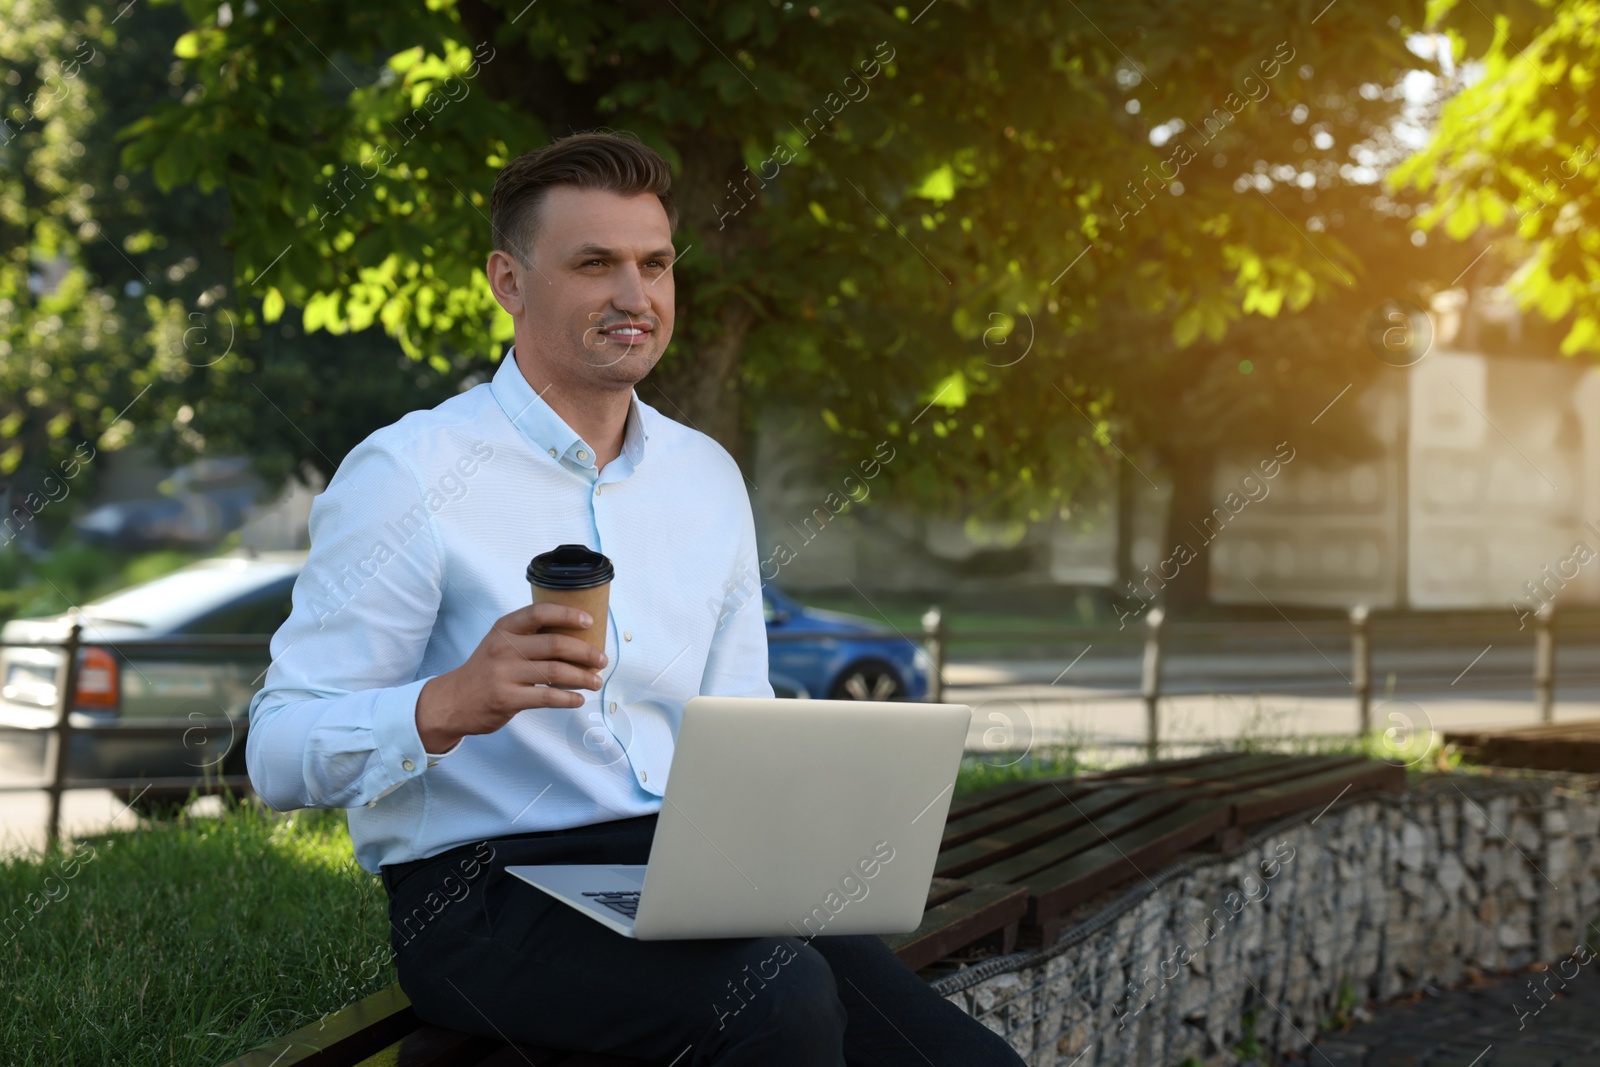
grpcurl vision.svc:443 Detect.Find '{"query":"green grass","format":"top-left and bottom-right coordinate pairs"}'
top-left (954, 744), bottom-right (1091, 796)
top-left (0, 799), bottom-right (394, 1067)
top-left (950, 725), bottom-right (1448, 799)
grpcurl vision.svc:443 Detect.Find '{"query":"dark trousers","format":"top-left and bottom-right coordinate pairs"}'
top-left (380, 814), bottom-right (1023, 1066)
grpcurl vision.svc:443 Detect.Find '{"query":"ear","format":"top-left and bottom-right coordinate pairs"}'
top-left (486, 249), bottom-right (527, 317)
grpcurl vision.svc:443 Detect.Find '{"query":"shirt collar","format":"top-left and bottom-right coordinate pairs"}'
top-left (490, 346), bottom-right (648, 469)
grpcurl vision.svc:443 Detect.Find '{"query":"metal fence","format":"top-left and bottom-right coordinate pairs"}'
top-left (0, 613), bottom-right (258, 847)
top-left (916, 601), bottom-right (1587, 760)
top-left (1, 603), bottom-right (1587, 846)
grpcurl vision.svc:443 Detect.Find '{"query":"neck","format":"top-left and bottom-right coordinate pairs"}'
top-left (513, 347), bottom-right (631, 469)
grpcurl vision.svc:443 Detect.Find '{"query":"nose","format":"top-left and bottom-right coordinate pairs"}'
top-left (612, 263), bottom-right (650, 316)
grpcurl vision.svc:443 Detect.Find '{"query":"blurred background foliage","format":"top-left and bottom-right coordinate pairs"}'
top-left (0, 0), bottom-right (1591, 605)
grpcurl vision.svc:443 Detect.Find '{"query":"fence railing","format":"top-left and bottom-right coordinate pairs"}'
top-left (914, 602), bottom-right (1577, 759)
top-left (0, 603), bottom-right (1582, 846)
top-left (0, 613), bottom-right (258, 847)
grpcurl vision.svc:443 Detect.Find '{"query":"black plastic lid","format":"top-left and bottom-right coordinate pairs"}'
top-left (526, 544), bottom-right (614, 589)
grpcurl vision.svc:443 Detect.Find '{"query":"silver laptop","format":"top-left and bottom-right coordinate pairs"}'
top-left (507, 695), bottom-right (972, 940)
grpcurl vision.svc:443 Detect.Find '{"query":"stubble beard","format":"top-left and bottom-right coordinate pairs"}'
top-left (577, 330), bottom-right (665, 391)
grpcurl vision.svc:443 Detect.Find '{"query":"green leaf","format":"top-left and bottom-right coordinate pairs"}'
top-left (262, 286), bottom-right (285, 323)
top-left (1561, 314), bottom-right (1600, 356)
top-left (173, 30), bottom-right (204, 59)
top-left (1172, 306), bottom-right (1203, 347)
top-left (913, 164), bottom-right (956, 202)
top-left (927, 370), bottom-right (967, 410)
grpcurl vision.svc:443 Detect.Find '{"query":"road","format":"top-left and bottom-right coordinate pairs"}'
top-left (946, 625), bottom-right (1600, 760)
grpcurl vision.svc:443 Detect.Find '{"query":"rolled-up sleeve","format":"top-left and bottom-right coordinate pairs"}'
top-left (246, 439), bottom-right (446, 811)
top-left (698, 484), bottom-right (773, 701)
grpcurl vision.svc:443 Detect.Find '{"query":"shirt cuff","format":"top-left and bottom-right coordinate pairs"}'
top-left (408, 674), bottom-right (463, 763)
top-left (371, 676), bottom-right (433, 784)
top-left (424, 735), bottom-right (465, 761)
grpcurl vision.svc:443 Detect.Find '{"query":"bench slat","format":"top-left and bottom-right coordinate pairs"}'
top-left (476, 1047), bottom-right (645, 1066)
top-left (923, 876), bottom-right (970, 908)
top-left (939, 751), bottom-right (1247, 823)
top-left (471, 1049), bottom-right (569, 1066)
top-left (226, 985), bottom-right (421, 1067)
top-left (1446, 720), bottom-right (1600, 772)
top-left (936, 784), bottom-right (1151, 880)
top-left (934, 753), bottom-right (1297, 879)
top-left (1228, 760), bottom-right (1404, 826)
top-left (939, 780), bottom-right (1101, 848)
top-left (959, 757), bottom-right (1356, 887)
top-left (350, 1025), bottom-right (499, 1066)
top-left (881, 883), bottom-right (1030, 972)
top-left (1019, 799), bottom-right (1235, 942)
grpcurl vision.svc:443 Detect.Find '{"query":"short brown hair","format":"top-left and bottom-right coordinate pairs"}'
top-left (489, 131), bottom-right (677, 263)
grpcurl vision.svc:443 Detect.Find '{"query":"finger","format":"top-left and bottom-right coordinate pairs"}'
top-left (510, 685), bottom-right (589, 709)
top-left (499, 631), bottom-right (607, 668)
top-left (507, 660), bottom-right (605, 691)
top-left (496, 602), bottom-right (595, 635)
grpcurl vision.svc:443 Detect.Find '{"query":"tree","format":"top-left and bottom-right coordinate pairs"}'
top-left (1082, 178), bottom-right (1480, 612)
top-left (121, 0), bottom-right (1440, 538)
top-left (1, 0), bottom-right (146, 547)
top-left (1393, 0), bottom-right (1600, 355)
top-left (1, 0), bottom-right (477, 548)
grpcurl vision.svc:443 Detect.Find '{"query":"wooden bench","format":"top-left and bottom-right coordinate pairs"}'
top-left (1446, 720), bottom-right (1600, 772)
top-left (222, 752), bottom-right (1402, 1066)
top-left (924, 750), bottom-right (1402, 944)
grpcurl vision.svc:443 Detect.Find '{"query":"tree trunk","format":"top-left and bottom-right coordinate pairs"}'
top-left (635, 140), bottom-right (762, 467)
top-left (636, 299), bottom-right (756, 463)
top-left (1114, 458), bottom-right (1137, 589)
top-left (1160, 446), bottom-right (1216, 617)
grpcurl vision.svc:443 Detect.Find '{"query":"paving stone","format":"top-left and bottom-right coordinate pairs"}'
top-left (1368, 1047), bottom-right (1436, 1066)
top-left (1487, 1048), bottom-right (1565, 1067)
top-left (1311, 1041), bottom-right (1370, 1066)
top-left (1301, 974), bottom-right (1600, 1067)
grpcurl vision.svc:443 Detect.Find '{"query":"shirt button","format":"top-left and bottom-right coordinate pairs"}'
top-left (642, 771), bottom-right (648, 783)
top-left (595, 485), bottom-right (603, 496)
top-left (366, 800), bottom-right (377, 808)
top-left (609, 701), bottom-right (618, 713)
top-left (577, 449), bottom-right (589, 461)
top-left (548, 447), bottom-right (557, 457)
top-left (623, 630), bottom-right (633, 642)
top-left (402, 759), bottom-right (415, 772)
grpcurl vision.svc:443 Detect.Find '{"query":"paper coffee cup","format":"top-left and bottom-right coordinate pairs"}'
top-left (527, 544), bottom-right (613, 653)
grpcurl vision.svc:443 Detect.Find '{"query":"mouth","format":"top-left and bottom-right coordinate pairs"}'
top-left (598, 321), bottom-right (653, 345)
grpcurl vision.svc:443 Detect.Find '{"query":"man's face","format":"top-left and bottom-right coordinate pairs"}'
top-left (488, 186), bottom-right (676, 392)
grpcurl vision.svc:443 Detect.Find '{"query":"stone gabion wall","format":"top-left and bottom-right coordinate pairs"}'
top-left (929, 772), bottom-right (1600, 1066)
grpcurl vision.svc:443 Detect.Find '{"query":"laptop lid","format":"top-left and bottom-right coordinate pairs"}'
top-left (631, 696), bottom-right (972, 940)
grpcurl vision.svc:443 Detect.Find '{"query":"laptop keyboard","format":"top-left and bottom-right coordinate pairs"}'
top-left (582, 890), bottom-right (641, 919)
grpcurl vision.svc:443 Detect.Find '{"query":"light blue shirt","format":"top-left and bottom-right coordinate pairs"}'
top-left (246, 349), bottom-right (772, 873)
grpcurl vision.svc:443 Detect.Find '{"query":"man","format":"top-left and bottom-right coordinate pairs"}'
top-left (248, 131), bottom-right (1022, 1066)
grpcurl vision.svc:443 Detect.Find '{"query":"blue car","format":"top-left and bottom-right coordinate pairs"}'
top-left (762, 586), bottom-right (931, 701)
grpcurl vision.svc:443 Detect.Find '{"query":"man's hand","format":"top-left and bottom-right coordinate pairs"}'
top-left (414, 603), bottom-right (607, 753)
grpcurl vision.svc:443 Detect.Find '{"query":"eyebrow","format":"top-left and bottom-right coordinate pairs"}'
top-left (572, 244), bottom-right (676, 260)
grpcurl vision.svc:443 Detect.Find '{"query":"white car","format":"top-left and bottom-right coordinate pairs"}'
top-left (0, 552), bottom-right (300, 816)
